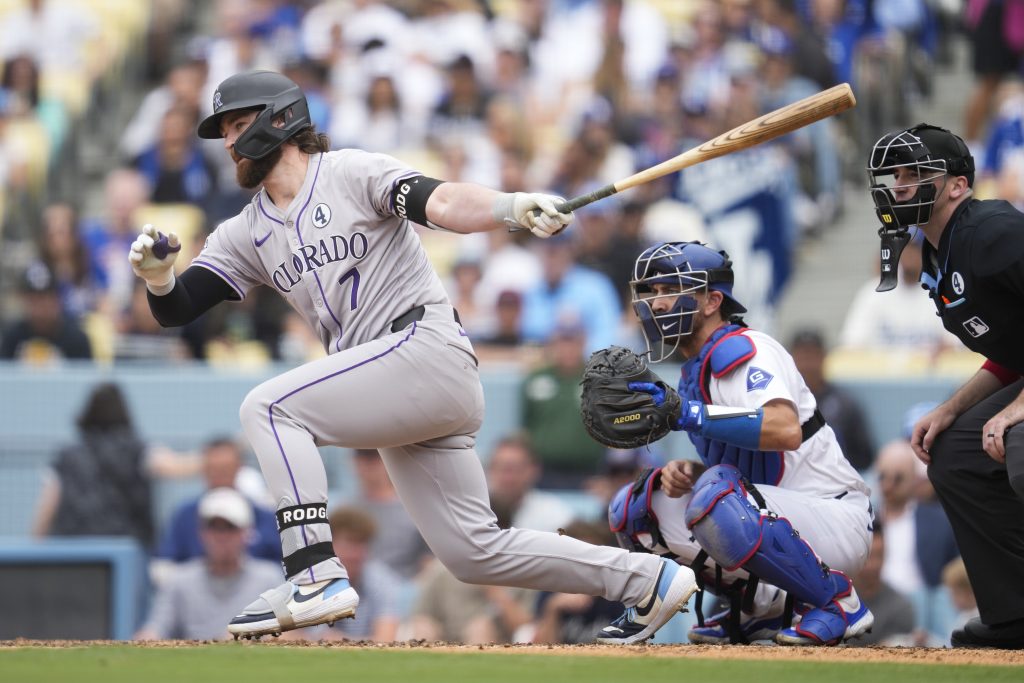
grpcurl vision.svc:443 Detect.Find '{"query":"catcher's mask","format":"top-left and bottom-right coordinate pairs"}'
top-left (867, 123), bottom-right (974, 291)
top-left (198, 70), bottom-right (312, 160)
top-left (631, 241), bottom-right (745, 362)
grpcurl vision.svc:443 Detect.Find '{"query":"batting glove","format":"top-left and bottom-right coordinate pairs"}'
top-left (128, 224), bottom-right (181, 293)
top-left (508, 192), bottom-right (574, 238)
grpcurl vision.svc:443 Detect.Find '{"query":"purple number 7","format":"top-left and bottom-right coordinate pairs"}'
top-left (338, 266), bottom-right (360, 310)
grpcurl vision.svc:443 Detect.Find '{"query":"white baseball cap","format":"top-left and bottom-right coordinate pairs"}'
top-left (198, 487), bottom-right (253, 529)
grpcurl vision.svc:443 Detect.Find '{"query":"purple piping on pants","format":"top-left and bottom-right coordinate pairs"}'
top-left (193, 260), bottom-right (246, 300)
top-left (294, 155), bottom-right (346, 353)
top-left (268, 320), bottom-right (418, 582)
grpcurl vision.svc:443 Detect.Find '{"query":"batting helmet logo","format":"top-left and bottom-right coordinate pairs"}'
top-left (213, 90), bottom-right (223, 111)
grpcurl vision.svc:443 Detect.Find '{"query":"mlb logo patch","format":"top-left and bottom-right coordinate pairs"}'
top-left (746, 366), bottom-right (773, 391)
top-left (963, 316), bottom-right (989, 338)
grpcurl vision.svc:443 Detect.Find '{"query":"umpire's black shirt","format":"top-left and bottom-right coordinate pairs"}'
top-left (920, 198), bottom-right (1024, 374)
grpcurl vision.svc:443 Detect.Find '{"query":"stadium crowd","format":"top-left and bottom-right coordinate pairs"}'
top-left (1, 0), bottom-right (1021, 646)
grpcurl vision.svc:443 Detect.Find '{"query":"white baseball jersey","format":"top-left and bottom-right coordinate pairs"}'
top-left (709, 330), bottom-right (870, 500)
top-left (193, 150), bottom-right (450, 353)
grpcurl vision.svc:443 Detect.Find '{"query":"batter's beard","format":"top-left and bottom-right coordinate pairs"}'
top-left (235, 147), bottom-right (284, 189)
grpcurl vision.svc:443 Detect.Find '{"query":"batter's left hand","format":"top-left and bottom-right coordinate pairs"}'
top-left (511, 192), bottom-right (573, 238)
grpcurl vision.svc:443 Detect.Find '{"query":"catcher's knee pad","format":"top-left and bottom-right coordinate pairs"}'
top-left (608, 467), bottom-right (673, 556)
top-left (685, 464), bottom-right (837, 608)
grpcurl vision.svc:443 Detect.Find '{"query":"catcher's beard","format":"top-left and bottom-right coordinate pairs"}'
top-left (234, 147), bottom-right (284, 189)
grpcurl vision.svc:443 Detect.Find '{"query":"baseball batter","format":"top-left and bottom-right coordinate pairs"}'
top-left (595, 242), bottom-right (875, 646)
top-left (127, 70), bottom-right (697, 642)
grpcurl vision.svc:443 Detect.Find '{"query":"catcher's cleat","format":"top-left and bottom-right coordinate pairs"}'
top-left (688, 589), bottom-right (789, 645)
top-left (775, 575), bottom-right (873, 646)
top-left (228, 577), bottom-right (359, 639)
top-left (596, 558), bottom-right (698, 644)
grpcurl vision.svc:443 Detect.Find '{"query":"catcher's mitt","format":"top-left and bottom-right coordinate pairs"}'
top-left (580, 346), bottom-right (681, 449)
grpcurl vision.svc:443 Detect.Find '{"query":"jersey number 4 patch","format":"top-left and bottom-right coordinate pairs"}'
top-left (746, 366), bottom-right (774, 391)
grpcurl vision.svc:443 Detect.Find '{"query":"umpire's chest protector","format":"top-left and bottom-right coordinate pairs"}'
top-left (921, 199), bottom-right (1024, 374)
top-left (680, 324), bottom-right (784, 485)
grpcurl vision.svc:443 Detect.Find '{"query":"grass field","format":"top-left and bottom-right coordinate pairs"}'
top-left (1, 644), bottom-right (1023, 683)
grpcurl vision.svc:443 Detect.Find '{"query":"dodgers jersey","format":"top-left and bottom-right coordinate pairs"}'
top-left (708, 330), bottom-right (870, 500)
top-left (193, 150), bottom-right (450, 353)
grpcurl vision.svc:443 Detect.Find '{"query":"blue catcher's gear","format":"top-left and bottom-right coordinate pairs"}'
top-left (631, 242), bottom-right (746, 362)
top-left (198, 70), bottom-right (313, 160)
top-left (608, 467), bottom-right (675, 557)
top-left (680, 325), bottom-right (784, 485)
top-left (683, 465), bottom-right (873, 645)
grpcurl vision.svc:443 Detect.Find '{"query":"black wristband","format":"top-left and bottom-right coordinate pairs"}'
top-left (282, 542), bottom-right (337, 577)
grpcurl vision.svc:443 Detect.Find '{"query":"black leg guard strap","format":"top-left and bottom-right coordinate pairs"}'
top-left (283, 541), bottom-right (337, 578)
top-left (689, 550), bottom-right (710, 627)
top-left (782, 593), bottom-right (796, 629)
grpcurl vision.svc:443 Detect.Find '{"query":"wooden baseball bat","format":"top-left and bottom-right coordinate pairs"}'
top-left (554, 82), bottom-right (856, 214)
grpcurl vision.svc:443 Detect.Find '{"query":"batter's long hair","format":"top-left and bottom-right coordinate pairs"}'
top-left (291, 125), bottom-right (331, 154)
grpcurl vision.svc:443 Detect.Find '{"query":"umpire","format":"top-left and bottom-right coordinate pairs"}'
top-left (867, 123), bottom-right (1024, 649)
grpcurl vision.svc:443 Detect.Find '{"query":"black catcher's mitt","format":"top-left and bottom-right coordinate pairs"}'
top-left (580, 346), bottom-right (681, 449)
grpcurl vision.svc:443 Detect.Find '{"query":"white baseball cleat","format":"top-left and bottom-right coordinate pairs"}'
top-left (228, 577), bottom-right (358, 640)
top-left (596, 558), bottom-right (699, 644)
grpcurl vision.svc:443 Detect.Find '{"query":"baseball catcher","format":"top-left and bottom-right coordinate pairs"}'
top-left (580, 346), bottom-right (681, 449)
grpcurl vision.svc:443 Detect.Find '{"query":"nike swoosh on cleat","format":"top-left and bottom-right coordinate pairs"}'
top-left (292, 583), bottom-right (330, 604)
top-left (255, 232), bottom-right (272, 247)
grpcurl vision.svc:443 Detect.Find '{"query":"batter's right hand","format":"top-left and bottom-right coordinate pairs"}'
top-left (128, 223), bottom-right (180, 288)
top-left (511, 192), bottom-right (574, 238)
top-left (910, 403), bottom-right (956, 465)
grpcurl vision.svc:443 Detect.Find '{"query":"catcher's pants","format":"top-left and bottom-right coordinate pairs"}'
top-left (652, 483), bottom-right (872, 611)
top-left (239, 304), bottom-right (661, 606)
top-left (928, 379), bottom-right (1024, 626)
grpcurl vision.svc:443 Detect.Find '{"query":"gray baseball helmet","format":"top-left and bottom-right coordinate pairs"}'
top-left (197, 70), bottom-right (311, 160)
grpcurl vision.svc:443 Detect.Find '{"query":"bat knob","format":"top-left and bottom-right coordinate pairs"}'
top-left (151, 232), bottom-right (181, 260)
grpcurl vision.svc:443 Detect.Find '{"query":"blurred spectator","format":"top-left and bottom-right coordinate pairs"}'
top-left (135, 487), bottom-right (281, 640)
top-left (585, 447), bottom-right (665, 510)
top-left (409, 499), bottom-right (536, 644)
top-left (0, 0), bottom-right (100, 72)
top-left (299, 506), bottom-right (403, 642)
top-left (789, 328), bottom-right (875, 471)
top-left (532, 519), bottom-right (626, 644)
top-left (943, 557), bottom-right (980, 636)
top-left (1, 53), bottom-right (68, 158)
top-left (80, 167), bottom-right (152, 315)
top-left (963, 0), bottom-right (1024, 145)
top-left (35, 202), bottom-right (97, 319)
top-left (155, 437), bottom-right (281, 567)
top-left (487, 434), bottom-right (574, 533)
top-left (348, 448), bottom-right (432, 582)
top-left (32, 383), bottom-right (153, 546)
top-left (838, 234), bottom-right (954, 355)
top-left (120, 52), bottom-right (209, 160)
top-left (754, 0), bottom-right (836, 90)
top-left (850, 521), bottom-right (917, 646)
top-left (132, 103), bottom-right (218, 210)
top-left (520, 317), bottom-right (607, 488)
top-left (477, 289), bottom-right (524, 348)
top-left (475, 227), bottom-right (541, 318)
top-left (520, 231), bottom-right (622, 354)
top-left (0, 262), bottom-right (92, 362)
top-left (875, 437), bottom-right (960, 642)
top-left (113, 280), bottom-right (191, 362)
top-left (428, 53), bottom-right (492, 149)
top-left (444, 256), bottom-right (487, 338)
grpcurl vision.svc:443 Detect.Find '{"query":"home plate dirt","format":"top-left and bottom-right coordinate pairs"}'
top-left (2, 640), bottom-right (1022, 666)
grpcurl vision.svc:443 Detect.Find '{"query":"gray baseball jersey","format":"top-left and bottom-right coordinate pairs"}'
top-left (196, 150), bottom-right (664, 612)
top-left (194, 150), bottom-right (449, 353)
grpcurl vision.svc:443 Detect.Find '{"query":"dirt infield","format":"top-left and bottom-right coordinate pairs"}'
top-left (2, 640), bottom-right (1022, 667)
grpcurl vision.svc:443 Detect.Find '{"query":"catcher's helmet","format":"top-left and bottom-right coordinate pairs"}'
top-left (197, 70), bottom-right (311, 160)
top-left (631, 241), bottom-right (745, 362)
top-left (866, 123), bottom-right (973, 291)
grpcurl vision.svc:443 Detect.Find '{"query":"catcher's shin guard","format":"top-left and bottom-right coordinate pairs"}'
top-left (685, 465), bottom-right (860, 615)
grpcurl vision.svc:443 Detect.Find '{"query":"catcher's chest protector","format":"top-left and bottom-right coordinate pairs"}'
top-left (680, 325), bottom-right (784, 485)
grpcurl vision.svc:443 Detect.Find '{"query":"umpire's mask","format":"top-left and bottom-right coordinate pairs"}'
top-left (867, 123), bottom-right (974, 291)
